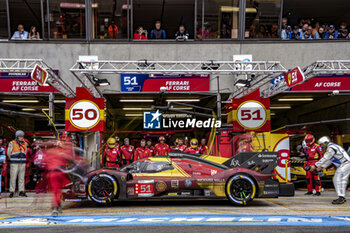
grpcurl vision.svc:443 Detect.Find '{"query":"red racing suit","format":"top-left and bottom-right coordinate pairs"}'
top-left (174, 144), bottom-right (187, 152)
top-left (134, 147), bottom-right (152, 161)
top-left (154, 143), bottom-right (170, 156)
top-left (147, 146), bottom-right (155, 156)
top-left (199, 144), bottom-right (209, 154)
top-left (305, 143), bottom-right (323, 192)
top-left (186, 147), bottom-right (200, 154)
top-left (102, 147), bottom-right (121, 168)
top-left (120, 145), bottom-right (135, 166)
top-left (43, 148), bottom-right (72, 208)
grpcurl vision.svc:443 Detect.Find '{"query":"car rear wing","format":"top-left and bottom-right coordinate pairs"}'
top-left (222, 152), bottom-right (279, 174)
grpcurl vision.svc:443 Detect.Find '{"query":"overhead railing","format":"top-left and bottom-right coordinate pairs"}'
top-left (0, 58), bottom-right (75, 98)
top-left (70, 59), bottom-right (287, 99)
top-left (260, 60), bottom-right (350, 98)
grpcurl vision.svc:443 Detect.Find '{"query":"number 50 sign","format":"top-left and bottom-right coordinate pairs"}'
top-left (231, 90), bottom-right (270, 132)
top-left (65, 87), bottom-right (105, 131)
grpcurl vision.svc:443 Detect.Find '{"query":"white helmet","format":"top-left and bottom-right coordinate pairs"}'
top-left (318, 136), bottom-right (330, 146)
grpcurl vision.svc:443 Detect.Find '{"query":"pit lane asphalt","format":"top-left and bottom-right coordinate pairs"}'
top-left (1, 190), bottom-right (350, 232)
top-left (0, 190), bottom-right (348, 217)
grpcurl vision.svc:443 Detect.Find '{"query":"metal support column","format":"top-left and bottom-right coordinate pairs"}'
top-left (85, 0), bottom-right (93, 41)
top-left (216, 76), bottom-right (221, 121)
top-left (40, 0), bottom-right (45, 39)
top-left (6, 0), bottom-right (11, 39)
top-left (238, 0), bottom-right (246, 40)
top-left (48, 92), bottom-right (54, 125)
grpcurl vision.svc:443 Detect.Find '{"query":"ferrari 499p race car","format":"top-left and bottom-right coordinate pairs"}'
top-left (63, 152), bottom-right (280, 206)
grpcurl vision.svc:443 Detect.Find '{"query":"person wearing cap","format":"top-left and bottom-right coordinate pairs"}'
top-left (290, 26), bottom-right (302, 40)
top-left (102, 138), bottom-right (121, 168)
top-left (338, 29), bottom-right (349, 39)
top-left (324, 25), bottom-right (338, 39)
top-left (146, 138), bottom-right (155, 156)
top-left (174, 138), bottom-right (187, 152)
top-left (135, 139), bottom-right (152, 161)
top-left (7, 130), bottom-right (28, 198)
top-left (186, 139), bottom-right (200, 154)
top-left (281, 25), bottom-right (292, 40)
top-left (155, 136), bottom-right (170, 156)
top-left (120, 138), bottom-right (135, 166)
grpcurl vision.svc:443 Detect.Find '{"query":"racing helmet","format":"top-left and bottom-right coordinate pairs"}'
top-left (107, 138), bottom-right (116, 148)
top-left (15, 130), bottom-right (25, 138)
top-left (159, 136), bottom-right (165, 141)
top-left (318, 136), bottom-right (330, 147)
top-left (304, 134), bottom-right (315, 147)
top-left (190, 138), bottom-right (198, 148)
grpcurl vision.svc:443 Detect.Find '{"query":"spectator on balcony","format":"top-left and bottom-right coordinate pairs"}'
top-left (256, 25), bottom-right (267, 38)
top-left (197, 24), bottom-right (210, 39)
top-left (339, 22), bottom-right (348, 31)
top-left (29, 26), bottom-right (40, 40)
top-left (304, 31), bottom-right (313, 40)
top-left (281, 25), bottom-right (292, 40)
top-left (300, 23), bottom-right (309, 39)
top-left (324, 25), bottom-right (338, 39)
top-left (290, 26), bottom-right (302, 40)
top-left (338, 29), bottom-right (349, 39)
top-left (269, 24), bottom-right (279, 38)
top-left (150, 21), bottom-right (166, 40)
top-left (282, 18), bottom-right (288, 30)
top-left (175, 25), bottom-right (189, 41)
top-left (11, 24), bottom-right (28, 40)
top-left (133, 26), bottom-right (148, 40)
top-left (312, 22), bottom-right (320, 36)
top-left (317, 26), bottom-right (326, 39)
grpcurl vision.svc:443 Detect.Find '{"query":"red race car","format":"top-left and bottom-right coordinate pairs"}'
top-left (64, 152), bottom-right (280, 206)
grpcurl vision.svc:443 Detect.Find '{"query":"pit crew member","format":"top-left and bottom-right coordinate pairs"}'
top-left (186, 138), bottom-right (200, 154)
top-left (303, 134), bottom-right (323, 196)
top-left (309, 136), bottom-right (350, 204)
top-left (199, 138), bottom-right (209, 154)
top-left (102, 138), bottom-right (121, 168)
top-left (146, 138), bottom-right (155, 156)
top-left (155, 136), bottom-right (170, 156)
top-left (135, 139), bottom-right (152, 160)
top-left (120, 138), bottom-right (135, 166)
top-left (174, 138), bottom-right (187, 152)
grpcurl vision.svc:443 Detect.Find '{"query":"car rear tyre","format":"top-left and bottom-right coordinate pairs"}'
top-left (87, 173), bottom-right (118, 204)
top-left (225, 174), bottom-right (257, 206)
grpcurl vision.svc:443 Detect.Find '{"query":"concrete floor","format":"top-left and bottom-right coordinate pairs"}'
top-left (0, 190), bottom-right (348, 217)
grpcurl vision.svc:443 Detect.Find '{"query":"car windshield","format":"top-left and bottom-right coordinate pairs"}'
top-left (120, 161), bottom-right (173, 173)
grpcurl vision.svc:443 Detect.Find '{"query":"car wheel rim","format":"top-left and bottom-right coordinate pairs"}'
top-left (230, 178), bottom-right (253, 202)
top-left (91, 176), bottom-right (115, 200)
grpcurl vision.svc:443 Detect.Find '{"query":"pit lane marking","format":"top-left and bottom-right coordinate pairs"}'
top-left (266, 199), bottom-right (291, 209)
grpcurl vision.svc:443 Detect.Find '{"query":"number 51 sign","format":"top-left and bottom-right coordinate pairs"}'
top-left (230, 90), bottom-right (270, 132)
top-left (65, 87), bottom-right (105, 131)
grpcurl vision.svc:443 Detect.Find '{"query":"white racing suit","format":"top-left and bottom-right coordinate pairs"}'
top-left (315, 142), bottom-right (350, 197)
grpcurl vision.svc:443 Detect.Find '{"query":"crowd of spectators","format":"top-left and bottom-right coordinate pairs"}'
top-left (133, 20), bottom-right (189, 41)
top-left (281, 18), bottom-right (349, 40)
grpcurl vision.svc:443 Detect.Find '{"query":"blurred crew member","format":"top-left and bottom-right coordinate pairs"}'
top-left (199, 138), bottom-right (209, 154)
top-left (7, 130), bottom-right (27, 198)
top-left (186, 139), bottom-right (200, 154)
top-left (120, 138), bottom-right (135, 166)
top-left (309, 136), bottom-right (350, 204)
top-left (102, 138), bottom-right (121, 168)
top-left (303, 134), bottom-right (323, 196)
top-left (175, 138), bottom-right (187, 152)
top-left (0, 137), bottom-right (6, 199)
top-left (0, 140), bottom-right (5, 199)
top-left (135, 139), bottom-right (152, 160)
top-left (155, 136), bottom-right (170, 156)
top-left (146, 138), bottom-right (154, 156)
top-left (43, 142), bottom-right (74, 215)
top-left (114, 136), bottom-right (121, 149)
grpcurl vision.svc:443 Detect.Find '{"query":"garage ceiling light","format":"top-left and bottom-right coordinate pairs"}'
top-left (54, 100), bottom-right (66, 103)
top-left (22, 108), bottom-right (36, 111)
top-left (170, 107), bottom-right (193, 110)
top-left (120, 99), bottom-right (154, 103)
top-left (125, 113), bottom-right (143, 117)
top-left (3, 100), bottom-right (39, 103)
top-left (122, 107), bottom-right (152, 111)
top-left (278, 98), bottom-right (314, 101)
top-left (166, 99), bottom-right (200, 102)
top-left (270, 106), bottom-right (291, 109)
